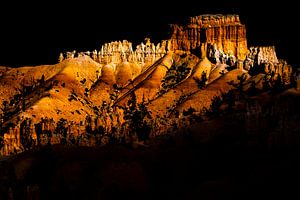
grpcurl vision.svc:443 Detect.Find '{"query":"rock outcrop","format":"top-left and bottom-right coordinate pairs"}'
top-left (244, 46), bottom-right (293, 83)
top-left (169, 14), bottom-right (248, 61)
top-left (244, 46), bottom-right (279, 70)
top-left (60, 39), bottom-right (167, 67)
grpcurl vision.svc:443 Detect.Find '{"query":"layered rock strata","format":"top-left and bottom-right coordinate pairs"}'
top-left (169, 14), bottom-right (248, 61)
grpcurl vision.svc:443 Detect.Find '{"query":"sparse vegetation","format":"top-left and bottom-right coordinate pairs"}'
top-left (0, 135), bottom-right (3, 150)
top-left (80, 78), bottom-right (86, 84)
top-left (68, 90), bottom-right (78, 101)
top-left (55, 118), bottom-right (68, 144)
top-left (262, 74), bottom-right (271, 91)
top-left (123, 93), bottom-right (152, 142)
top-left (205, 95), bottom-right (222, 117)
top-left (20, 118), bottom-right (35, 150)
top-left (194, 71), bottom-right (207, 89)
top-left (84, 88), bottom-right (89, 97)
top-left (183, 107), bottom-right (196, 116)
top-left (237, 73), bottom-right (247, 93)
top-left (159, 61), bottom-right (191, 95)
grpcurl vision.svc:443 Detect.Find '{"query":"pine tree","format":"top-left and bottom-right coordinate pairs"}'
top-left (262, 74), bottom-right (271, 91)
top-left (195, 71), bottom-right (207, 89)
top-left (0, 136), bottom-right (3, 151)
top-left (237, 74), bottom-right (247, 93)
top-left (1, 100), bottom-right (8, 120)
top-left (206, 96), bottom-right (223, 117)
top-left (123, 93), bottom-right (152, 142)
top-left (55, 118), bottom-right (68, 144)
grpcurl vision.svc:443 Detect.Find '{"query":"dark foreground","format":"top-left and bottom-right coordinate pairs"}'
top-left (1, 135), bottom-right (300, 200)
top-left (1, 92), bottom-right (300, 200)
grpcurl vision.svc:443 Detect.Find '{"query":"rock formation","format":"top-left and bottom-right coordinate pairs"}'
top-left (244, 46), bottom-right (279, 70)
top-left (169, 14), bottom-right (248, 62)
top-left (243, 46), bottom-right (293, 84)
top-left (0, 14), bottom-right (296, 157)
top-left (59, 39), bottom-right (167, 67)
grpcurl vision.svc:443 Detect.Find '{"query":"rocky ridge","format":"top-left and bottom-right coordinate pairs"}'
top-left (0, 14), bottom-right (296, 157)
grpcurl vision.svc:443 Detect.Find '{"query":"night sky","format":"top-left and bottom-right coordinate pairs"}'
top-left (0, 0), bottom-right (298, 67)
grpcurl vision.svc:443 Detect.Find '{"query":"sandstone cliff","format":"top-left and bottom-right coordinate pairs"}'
top-left (169, 14), bottom-right (248, 61)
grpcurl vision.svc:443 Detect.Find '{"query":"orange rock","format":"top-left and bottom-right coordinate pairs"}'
top-left (169, 14), bottom-right (248, 60)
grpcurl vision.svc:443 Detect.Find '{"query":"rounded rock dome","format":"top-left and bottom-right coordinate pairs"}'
top-left (115, 62), bottom-right (133, 87)
top-left (100, 64), bottom-right (116, 85)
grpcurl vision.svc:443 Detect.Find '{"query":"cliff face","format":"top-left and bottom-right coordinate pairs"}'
top-left (169, 14), bottom-right (248, 61)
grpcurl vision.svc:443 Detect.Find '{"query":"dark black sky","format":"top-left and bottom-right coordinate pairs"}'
top-left (0, 0), bottom-right (298, 67)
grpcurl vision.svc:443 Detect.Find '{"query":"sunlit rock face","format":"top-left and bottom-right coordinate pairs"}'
top-left (244, 46), bottom-right (279, 70)
top-left (61, 39), bottom-right (167, 68)
top-left (244, 46), bottom-right (293, 83)
top-left (0, 14), bottom-right (297, 157)
top-left (169, 14), bottom-right (248, 61)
